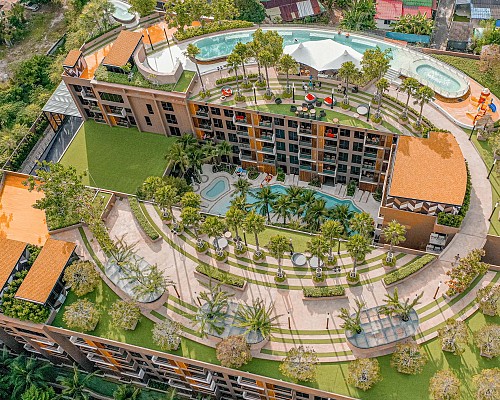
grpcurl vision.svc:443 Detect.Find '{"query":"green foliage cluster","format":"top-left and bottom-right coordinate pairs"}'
top-left (8, 119), bottom-right (49, 171)
top-left (174, 20), bottom-right (254, 42)
top-left (437, 163), bottom-right (471, 227)
top-left (196, 264), bottom-right (245, 287)
top-left (383, 254), bottom-right (436, 285)
top-left (1, 270), bottom-right (50, 323)
top-left (346, 180), bottom-right (357, 196)
top-left (216, 73), bottom-right (258, 85)
top-left (94, 65), bottom-right (179, 92)
top-left (473, 19), bottom-right (500, 53)
top-left (303, 286), bottom-right (345, 297)
top-left (128, 197), bottom-right (160, 240)
top-left (392, 13), bottom-right (433, 35)
top-left (236, 0), bottom-right (266, 23)
top-left (340, 0), bottom-right (376, 31)
top-left (26, 244), bottom-right (41, 266)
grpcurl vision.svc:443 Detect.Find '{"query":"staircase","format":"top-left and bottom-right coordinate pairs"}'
top-left (385, 68), bottom-right (402, 86)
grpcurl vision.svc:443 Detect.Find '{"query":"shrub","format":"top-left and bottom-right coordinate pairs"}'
top-left (346, 272), bottom-right (360, 283)
top-left (438, 165), bottom-right (470, 227)
top-left (476, 285), bottom-right (500, 316)
top-left (247, 166), bottom-right (259, 180)
top-left (347, 358), bottom-right (382, 391)
top-left (446, 249), bottom-right (489, 296)
top-left (152, 319), bottom-right (181, 351)
top-left (215, 73), bottom-right (258, 85)
top-left (437, 212), bottom-right (463, 227)
top-left (474, 324), bottom-right (500, 358)
top-left (27, 244), bottom-right (41, 266)
top-left (276, 167), bottom-right (285, 182)
top-left (129, 197), bottom-right (160, 240)
top-left (473, 368), bottom-right (500, 400)
top-left (174, 20), bottom-right (254, 41)
top-left (383, 254), bottom-right (436, 285)
top-left (312, 273), bottom-right (326, 283)
top-left (196, 264), bottom-right (245, 288)
top-left (391, 343), bottom-right (427, 374)
top-left (214, 250), bottom-right (228, 262)
top-left (109, 300), bottom-right (141, 330)
top-left (9, 118), bottom-right (49, 171)
top-left (63, 260), bottom-right (100, 297)
top-left (429, 370), bottom-right (460, 400)
top-left (346, 180), bottom-right (357, 196)
top-left (216, 335), bottom-right (252, 368)
top-left (303, 286), bottom-right (345, 297)
top-left (438, 318), bottom-right (469, 355)
top-left (279, 346), bottom-right (318, 382)
top-left (274, 273), bottom-right (286, 283)
top-left (235, 94), bottom-right (246, 102)
top-left (63, 299), bottom-right (100, 331)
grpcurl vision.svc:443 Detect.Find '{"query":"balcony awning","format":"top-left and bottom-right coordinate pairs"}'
top-left (42, 81), bottom-right (81, 118)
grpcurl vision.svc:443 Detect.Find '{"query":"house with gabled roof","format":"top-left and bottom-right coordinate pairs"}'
top-left (0, 238), bottom-right (29, 297)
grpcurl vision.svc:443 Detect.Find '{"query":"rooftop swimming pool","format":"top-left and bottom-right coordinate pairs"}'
top-left (110, 0), bottom-right (135, 23)
top-left (149, 27), bottom-right (468, 98)
top-left (207, 184), bottom-right (360, 216)
top-left (201, 177), bottom-right (230, 201)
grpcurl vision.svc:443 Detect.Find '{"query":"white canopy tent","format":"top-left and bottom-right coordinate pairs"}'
top-left (283, 39), bottom-right (363, 71)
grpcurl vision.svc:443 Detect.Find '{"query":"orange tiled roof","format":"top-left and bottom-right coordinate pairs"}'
top-left (0, 238), bottom-right (26, 290)
top-left (389, 132), bottom-right (467, 205)
top-left (103, 30), bottom-right (143, 67)
top-left (15, 238), bottom-right (76, 305)
top-left (63, 50), bottom-right (82, 67)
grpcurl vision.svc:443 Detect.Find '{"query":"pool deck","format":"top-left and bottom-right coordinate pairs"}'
top-left (195, 164), bottom-right (380, 220)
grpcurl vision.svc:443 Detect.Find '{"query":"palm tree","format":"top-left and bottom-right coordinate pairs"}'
top-left (185, 43), bottom-right (205, 92)
top-left (226, 205), bottom-right (246, 240)
top-left (278, 53), bottom-right (298, 93)
top-left (400, 77), bottom-right (419, 119)
top-left (378, 288), bottom-right (423, 322)
top-left (374, 78), bottom-right (389, 119)
top-left (202, 142), bottom-right (219, 165)
top-left (415, 85), bottom-right (435, 126)
top-left (113, 384), bottom-right (141, 400)
top-left (177, 133), bottom-right (197, 149)
top-left (338, 299), bottom-right (366, 334)
top-left (303, 199), bottom-right (329, 231)
top-left (350, 212), bottom-right (375, 238)
top-left (165, 142), bottom-right (189, 177)
top-left (382, 220), bottom-right (406, 259)
top-left (247, 39), bottom-right (263, 83)
top-left (243, 211), bottom-right (266, 255)
top-left (186, 147), bottom-right (208, 180)
top-left (337, 61), bottom-right (361, 105)
top-left (267, 234), bottom-right (289, 278)
top-left (155, 184), bottom-right (179, 221)
top-left (252, 186), bottom-right (278, 223)
top-left (346, 234), bottom-right (371, 275)
top-left (259, 49), bottom-right (274, 96)
top-left (226, 52), bottom-right (242, 95)
top-left (201, 216), bottom-right (226, 253)
top-left (234, 298), bottom-right (281, 340)
top-left (272, 195), bottom-right (292, 224)
top-left (216, 141), bottom-right (232, 164)
top-left (321, 220), bottom-right (344, 260)
top-left (299, 189), bottom-right (318, 212)
top-left (8, 355), bottom-right (50, 399)
top-left (180, 206), bottom-right (202, 240)
top-left (306, 236), bottom-right (328, 265)
top-left (233, 42), bottom-right (249, 83)
top-left (232, 178), bottom-right (251, 197)
top-left (57, 364), bottom-right (97, 400)
top-left (164, 388), bottom-right (178, 400)
top-left (230, 194), bottom-right (250, 213)
top-left (193, 283), bottom-right (233, 337)
top-left (285, 186), bottom-right (305, 217)
top-left (330, 204), bottom-right (355, 234)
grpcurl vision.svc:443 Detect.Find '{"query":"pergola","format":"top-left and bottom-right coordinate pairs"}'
top-left (42, 81), bottom-right (81, 131)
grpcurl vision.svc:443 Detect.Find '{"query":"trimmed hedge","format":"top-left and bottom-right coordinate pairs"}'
top-left (303, 286), bottom-right (345, 297)
top-left (383, 254), bottom-right (436, 285)
top-left (129, 197), bottom-right (160, 241)
top-left (216, 73), bottom-right (258, 85)
top-left (174, 20), bottom-right (254, 42)
top-left (196, 264), bottom-right (245, 288)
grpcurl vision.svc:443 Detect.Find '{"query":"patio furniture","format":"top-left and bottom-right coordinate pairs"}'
top-left (224, 231), bottom-right (232, 239)
top-left (220, 96), bottom-right (226, 101)
top-left (324, 96), bottom-right (336, 107)
top-left (275, 97), bottom-right (282, 104)
top-left (290, 105), bottom-right (297, 112)
top-left (308, 104), bottom-right (314, 110)
top-left (356, 104), bottom-right (369, 116)
top-left (319, 110), bottom-right (326, 118)
top-left (302, 106), bottom-right (308, 112)
top-left (221, 87), bottom-right (233, 97)
top-left (316, 100), bottom-right (322, 107)
top-left (214, 237), bottom-right (229, 249)
top-left (310, 109), bottom-right (316, 116)
top-left (333, 118), bottom-right (339, 123)
top-left (291, 253), bottom-right (307, 266)
top-left (305, 93), bottom-right (316, 104)
top-left (309, 256), bottom-right (324, 268)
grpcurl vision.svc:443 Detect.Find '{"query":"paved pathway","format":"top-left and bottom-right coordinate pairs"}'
top-left (432, 0), bottom-right (455, 50)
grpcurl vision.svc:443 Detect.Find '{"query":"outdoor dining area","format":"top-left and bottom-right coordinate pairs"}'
top-left (289, 93), bottom-right (332, 120)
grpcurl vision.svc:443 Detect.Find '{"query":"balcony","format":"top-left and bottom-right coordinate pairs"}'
top-left (151, 356), bottom-right (179, 370)
top-left (297, 126), bottom-right (315, 138)
top-left (362, 163), bottom-right (375, 171)
top-left (236, 129), bottom-right (249, 137)
top-left (256, 132), bottom-right (275, 143)
top-left (107, 107), bottom-right (126, 118)
top-left (258, 120), bottom-right (273, 129)
top-left (298, 151), bottom-right (314, 161)
top-left (261, 157), bottom-right (276, 165)
top-left (233, 114), bottom-right (252, 127)
top-left (89, 105), bottom-right (101, 113)
top-left (322, 156), bottom-right (336, 164)
top-left (238, 141), bottom-right (251, 149)
top-left (319, 168), bottom-right (336, 176)
top-left (299, 164), bottom-right (314, 171)
top-left (239, 151), bottom-right (257, 163)
top-left (195, 109), bottom-right (210, 119)
top-left (323, 144), bottom-right (337, 153)
top-left (360, 173), bottom-right (378, 184)
top-left (237, 377), bottom-right (265, 391)
top-left (243, 391), bottom-right (261, 400)
top-left (122, 368), bottom-right (145, 379)
top-left (298, 140), bottom-right (313, 148)
top-left (365, 136), bottom-right (385, 147)
top-left (197, 124), bottom-right (213, 132)
top-left (363, 152), bottom-right (378, 159)
top-left (258, 146), bottom-right (276, 155)
top-left (80, 88), bottom-right (97, 101)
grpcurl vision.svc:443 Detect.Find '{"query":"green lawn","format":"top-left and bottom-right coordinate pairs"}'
top-left (174, 70), bottom-right (196, 92)
top-left (60, 121), bottom-right (176, 193)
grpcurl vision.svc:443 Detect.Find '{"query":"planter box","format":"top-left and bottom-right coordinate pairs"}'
top-left (49, 222), bottom-right (83, 235)
top-left (193, 270), bottom-right (247, 292)
top-left (383, 258), bottom-right (437, 288)
top-left (302, 294), bottom-right (348, 301)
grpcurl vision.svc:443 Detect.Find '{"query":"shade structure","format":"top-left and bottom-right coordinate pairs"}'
top-left (283, 39), bottom-right (362, 71)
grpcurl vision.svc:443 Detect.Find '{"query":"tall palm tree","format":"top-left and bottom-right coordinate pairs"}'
top-left (8, 355), bottom-right (50, 399)
top-left (306, 236), bottom-right (328, 265)
top-left (278, 53), bottom-right (298, 93)
top-left (299, 189), bottom-right (318, 212)
top-left (400, 77), bottom-right (419, 119)
top-left (177, 133), bottom-right (197, 149)
top-left (338, 299), bottom-right (366, 334)
top-left (266, 234), bottom-right (289, 278)
top-left (193, 283), bottom-right (233, 337)
top-left (113, 384), bottom-right (141, 400)
top-left (57, 364), bottom-right (97, 400)
top-left (233, 42), bottom-right (249, 83)
top-left (226, 52), bottom-right (242, 95)
top-left (303, 199), bottom-right (329, 231)
top-left (186, 147), bottom-right (209, 180)
top-left (321, 220), bottom-right (344, 260)
top-left (165, 142), bottom-right (189, 177)
top-left (234, 298), bottom-right (281, 340)
top-left (180, 206), bottom-right (202, 240)
top-left (382, 220), bottom-right (406, 259)
top-left (230, 194), bottom-right (250, 213)
top-left (232, 178), bottom-right (251, 197)
top-left (350, 212), bottom-right (375, 238)
top-left (272, 195), bottom-right (292, 224)
top-left (243, 211), bottom-right (266, 255)
top-left (415, 85), bottom-right (435, 126)
top-left (216, 141), bottom-right (232, 164)
top-left (337, 61), bottom-right (361, 105)
top-left (285, 186), bottom-right (305, 217)
top-left (330, 204), bottom-right (355, 235)
top-left (251, 186), bottom-right (278, 223)
top-left (155, 184), bottom-right (179, 221)
top-left (184, 43), bottom-right (205, 92)
top-left (374, 78), bottom-right (389, 119)
top-left (247, 39), bottom-right (263, 83)
top-left (200, 216), bottom-right (226, 252)
top-left (378, 288), bottom-right (423, 322)
top-left (259, 49), bottom-right (274, 96)
top-left (346, 234), bottom-right (371, 275)
top-left (226, 205), bottom-right (246, 240)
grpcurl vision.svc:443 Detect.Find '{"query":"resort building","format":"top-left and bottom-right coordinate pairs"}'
top-left (377, 132), bottom-right (468, 251)
top-left (0, 238), bottom-right (29, 297)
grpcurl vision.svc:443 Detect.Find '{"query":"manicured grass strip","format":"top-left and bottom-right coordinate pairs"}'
top-left (167, 294), bottom-right (198, 312)
top-left (270, 336), bottom-right (346, 344)
top-left (129, 199), bottom-right (159, 240)
top-left (260, 348), bottom-right (353, 358)
top-left (78, 227), bottom-right (104, 270)
top-left (195, 264), bottom-right (245, 288)
top-left (303, 286), bottom-right (345, 297)
top-left (383, 254), bottom-right (436, 285)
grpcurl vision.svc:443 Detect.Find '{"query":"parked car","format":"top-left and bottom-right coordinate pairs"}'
top-left (24, 2), bottom-right (40, 11)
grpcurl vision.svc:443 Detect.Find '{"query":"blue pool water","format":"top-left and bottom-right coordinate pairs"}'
top-left (201, 177), bottom-right (229, 201)
top-left (208, 184), bottom-right (360, 215)
top-left (415, 64), bottom-right (461, 93)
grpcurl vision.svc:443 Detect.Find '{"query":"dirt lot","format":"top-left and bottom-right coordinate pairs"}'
top-left (0, 3), bottom-right (67, 79)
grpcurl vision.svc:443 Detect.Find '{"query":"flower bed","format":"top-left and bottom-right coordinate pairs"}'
top-left (129, 197), bottom-right (160, 241)
top-left (195, 264), bottom-right (245, 288)
top-left (383, 254), bottom-right (436, 286)
top-left (303, 286), bottom-right (345, 298)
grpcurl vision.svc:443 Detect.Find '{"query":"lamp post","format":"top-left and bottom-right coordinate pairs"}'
top-left (366, 101), bottom-right (371, 122)
top-left (326, 312), bottom-right (330, 330)
top-left (292, 84), bottom-right (295, 103)
top-left (468, 117), bottom-right (478, 140)
top-left (487, 159), bottom-right (497, 179)
top-left (173, 285), bottom-right (180, 298)
top-left (331, 87), bottom-right (334, 109)
top-left (433, 281), bottom-right (442, 300)
top-left (488, 201), bottom-right (499, 222)
top-left (253, 86), bottom-right (257, 104)
top-left (288, 312), bottom-right (291, 330)
top-left (243, 230), bottom-right (248, 247)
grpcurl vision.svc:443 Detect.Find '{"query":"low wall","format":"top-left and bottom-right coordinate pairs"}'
top-left (420, 48), bottom-right (480, 60)
top-left (483, 234), bottom-right (500, 267)
top-left (134, 50), bottom-right (184, 85)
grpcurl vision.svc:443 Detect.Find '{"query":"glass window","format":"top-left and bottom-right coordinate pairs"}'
top-left (146, 104), bottom-right (154, 114)
top-left (288, 120), bottom-right (298, 128)
top-left (215, 131), bottom-right (225, 140)
top-left (340, 129), bottom-right (350, 137)
top-left (98, 92), bottom-right (123, 103)
top-left (228, 133), bottom-right (237, 142)
top-left (288, 131), bottom-right (298, 141)
top-left (226, 121), bottom-right (235, 130)
top-left (353, 142), bottom-right (364, 152)
top-left (290, 155), bottom-right (298, 165)
top-left (354, 131), bottom-right (364, 139)
top-left (223, 109), bottom-right (234, 118)
top-left (277, 153), bottom-right (287, 162)
top-left (339, 140), bottom-right (349, 150)
top-left (145, 116), bottom-right (152, 126)
top-left (169, 126), bottom-right (180, 136)
top-left (289, 143), bottom-right (298, 153)
top-left (337, 164), bottom-right (347, 173)
top-left (338, 152), bottom-right (348, 162)
top-left (276, 141), bottom-right (285, 151)
top-left (351, 154), bottom-right (362, 164)
top-left (275, 129), bottom-right (285, 139)
top-left (211, 107), bottom-right (221, 115)
top-left (351, 166), bottom-right (360, 175)
top-left (214, 118), bottom-right (223, 128)
top-left (161, 101), bottom-right (174, 111)
top-left (165, 114), bottom-right (177, 124)
top-left (274, 117), bottom-right (284, 126)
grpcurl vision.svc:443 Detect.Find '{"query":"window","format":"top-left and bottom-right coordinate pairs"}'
top-left (215, 131), bottom-right (225, 140)
top-left (275, 129), bottom-right (285, 139)
top-left (289, 143), bottom-right (298, 153)
top-left (339, 140), bottom-right (350, 150)
top-left (274, 117), bottom-right (284, 126)
top-left (277, 153), bottom-right (287, 162)
top-left (288, 131), bottom-right (298, 141)
top-left (161, 101), bottom-right (174, 111)
top-left (337, 164), bottom-right (347, 173)
top-left (214, 118), bottom-right (223, 128)
top-left (98, 92), bottom-right (123, 103)
top-left (353, 142), bottom-right (364, 152)
top-left (351, 154), bottom-right (362, 164)
top-left (354, 131), bottom-right (364, 139)
top-left (276, 141), bottom-right (285, 151)
top-left (165, 114), bottom-right (177, 124)
top-left (290, 155), bottom-right (298, 165)
top-left (290, 166), bottom-right (299, 174)
top-left (146, 104), bottom-right (154, 114)
top-left (231, 145), bottom-right (239, 153)
top-left (223, 109), bottom-right (234, 118)
top-left (226, 121), bottom-right (236, 130)
top-left (338, 152), bottom-right (348, 162)
top-left (211, 107), bottom-right (221, 115)
top-left (128, 116), bottom-right (136, 126)
top-left (340, 129), bottom-right (350, 137)
top-left (145, 116), bottom-right (152, 126)
top-left (351, 166), bottom-right (360, 175)
top-left (228, 133), bottom-right (237, 142)
top-left (288, 120), bottom-right (298, 128)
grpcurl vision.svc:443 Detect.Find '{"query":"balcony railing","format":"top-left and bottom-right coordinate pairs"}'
top-left (360, 174), bottom-right (378, 183)
top-left (319, 168), bottom-right (336, 176)
top-left (362, 164), bottom-right (375, 170)
top-left (363, 152), bottom-right (378, 159)
top-left (197, 124), bottom-right (212, 132)
top-left (261, 157), bottom-right (276, 165)
top-left (195, 110), bottom-right (209, 118)
top-left (299, 164), bottom-right (314, 171)
top-left (239, 142), bottom-right (251, 149)
top-left (299, 140), bottom-right (313, 147)
top-left (322, 157), bottom-right (336, 164)
top-left (108, 107), bottom-right (126, 118)
top-left (258, 120), bottom-right (273, 129)
top-left (298, 152), bottom-right (312, 160)
top-left (258, 146), bottom-right (276, 155)
top-left (239, 152), bottom-right (257, 163)
top-left (233, 115), bottom-right (251, 127)
top-left (236, 129), bottom-right (249, 137)
top-left (257, 133), bottom-right (275, 143)
top-left (324, 145), bottom-right (337, 153)
top-left (80, 89), bottom-right (97, 101)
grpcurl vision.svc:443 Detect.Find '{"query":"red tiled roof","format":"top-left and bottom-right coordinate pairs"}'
top-left (403, 5), bottom-right (433, 16)
top-left (376, 0), bottom-right (403, 20)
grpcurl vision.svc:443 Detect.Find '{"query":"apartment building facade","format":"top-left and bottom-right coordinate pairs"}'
top-left (0, 314), bottom-right (354, 400)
